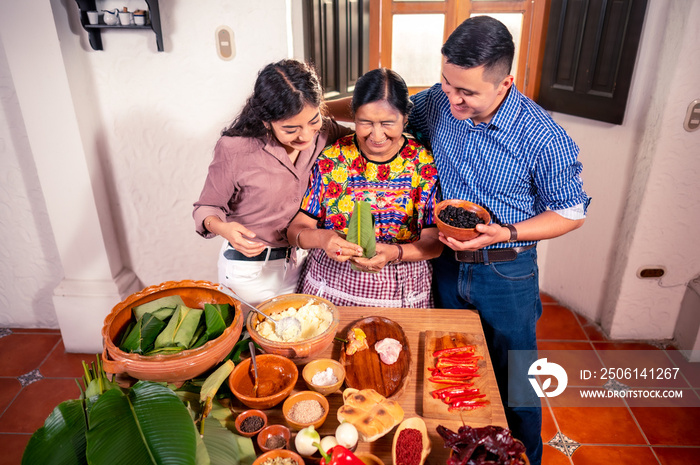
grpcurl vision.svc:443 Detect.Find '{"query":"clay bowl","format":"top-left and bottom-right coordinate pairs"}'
top-left (302, 358), bottom-right (345, 396)
top-left (247, 294), bottom-right (339, 364)
top-left (282, 390), bottom-right (330, 431)
top-left (234, 409), bottom-right (267, 438)
top-left (257, 424), bottom-right (291, 452)
top-left (101, 280), bottom-right (243, 383)
top-left (252, 449), bottom-right (305, 465)
top-left (434, 199), bottom-right (491, 242)
top-left (228, 354), bottom-right (298, 410)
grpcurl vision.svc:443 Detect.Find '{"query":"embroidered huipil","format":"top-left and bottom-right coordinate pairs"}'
top-left (409, 84), bottom-right (590, 249)
top-left (299, 135), bottom-right (438, 243)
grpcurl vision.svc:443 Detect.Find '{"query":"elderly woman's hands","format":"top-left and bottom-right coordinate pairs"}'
top-left (350, 243), bottom-right (400, 272)
top-left (318, 230), bottom-right (363, 262)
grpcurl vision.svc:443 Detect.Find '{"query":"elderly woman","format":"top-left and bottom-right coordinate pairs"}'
top-left (287, 68), bottom-right (442, 308)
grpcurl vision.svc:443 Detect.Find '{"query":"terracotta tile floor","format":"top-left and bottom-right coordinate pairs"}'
top-left (1, 296), bottom-right (699, 464)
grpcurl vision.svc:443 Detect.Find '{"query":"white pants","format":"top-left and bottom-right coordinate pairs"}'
top-left (217, 240), bottom-right (306, 313)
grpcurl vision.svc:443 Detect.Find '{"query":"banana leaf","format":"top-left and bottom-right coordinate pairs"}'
top-left (22, 399), bottom-right (88, 465)
top-left (154, 304), bottom-right (203, 350)
top-left (191, 303), bottom-right (230, 349)
top-left (86, 381), bottom-right (197, 465)
top-left (120, 313), bottom-right (167, 354)
top-left (346, 200), bottom-right (377, 272)
top-left (133, 295), bottom-right (185, 321)
top-left (201, 417), bottom-right (255, 465)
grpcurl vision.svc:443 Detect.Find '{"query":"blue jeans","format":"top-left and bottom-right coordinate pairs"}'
top-left (432, 246), bottom-right (543, 465)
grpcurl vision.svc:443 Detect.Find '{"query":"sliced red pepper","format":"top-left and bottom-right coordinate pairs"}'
top-left (443, 392), bottom-right (486, 403)
top-left (429, 376), bottom-right (475, 385)
top-left (438, 366), bottom-right (479, 376)
top-left (433, 345), bottom-right (476, 357)
top-left (447, 399), bottom-right (490, 411)
top-left (430, 370), bottom-right (479, 379)
top-left (436, 359), bottom-right (480, 369)
top-left (431, 384), bottom-right (476, 398)
top-left (431, 385), bottom-right (478, 397)
top-left (437, 354), bottom-right (482, 363)
top-left (431, 367), bottom-right (477, 376)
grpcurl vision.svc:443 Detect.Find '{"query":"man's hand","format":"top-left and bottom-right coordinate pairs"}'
top-left (439, 223), bottom-right (510, 251)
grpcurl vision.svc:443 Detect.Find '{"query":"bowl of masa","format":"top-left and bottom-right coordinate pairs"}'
top-left (246, 294), bottom-right (339, 364)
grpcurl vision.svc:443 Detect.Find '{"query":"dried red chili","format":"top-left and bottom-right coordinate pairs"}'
top-left (395, 428), bottom-right (422, 465)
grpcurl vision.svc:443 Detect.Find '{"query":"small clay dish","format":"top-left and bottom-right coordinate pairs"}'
top-left (252, 449), bottom-right (305, 465)
top-left (234, 409), bottom-right (267, 438)
top-left (302, 358), bottom-right (345, 396)
top-left (434, 199), bottom-right (491, 241)
top-left (228, 354), bottom-right (298, 410)
top-left (282, 390), bottom-right (329, 431)
top-left (257, 424), bottom-right (291, 453)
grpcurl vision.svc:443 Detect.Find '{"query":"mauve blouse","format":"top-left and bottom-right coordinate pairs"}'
top-left (193, 119), bottom-right (352, 248)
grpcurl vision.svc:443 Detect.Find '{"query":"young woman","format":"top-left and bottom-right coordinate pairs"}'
top-left (193, 59), bottom-right (352, 307)
top-left (287, 68), bottom-right (443, 308)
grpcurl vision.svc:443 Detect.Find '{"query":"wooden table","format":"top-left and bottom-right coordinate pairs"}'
top-left (245, 306), bottom-right (508, 464)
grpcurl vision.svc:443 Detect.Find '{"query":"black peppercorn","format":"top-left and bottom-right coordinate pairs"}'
top-left (240, 415), bottom-right (264, 433)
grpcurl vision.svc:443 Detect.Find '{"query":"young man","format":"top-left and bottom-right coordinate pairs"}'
top-left (408, 16), bottom-right (590, 465)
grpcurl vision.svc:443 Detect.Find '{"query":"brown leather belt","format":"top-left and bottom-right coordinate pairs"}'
top-left (455, 245), bottom-right (535, 264)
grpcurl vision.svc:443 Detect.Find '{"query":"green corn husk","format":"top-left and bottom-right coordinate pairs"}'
top-left (119, 313), bottom-right (167, 354)
top-left (346, 200), bottom-right (377, 272)
top-left (132, 295), bottom-right (185, 320)
top-left (153, 304), bottom-right (203, 350)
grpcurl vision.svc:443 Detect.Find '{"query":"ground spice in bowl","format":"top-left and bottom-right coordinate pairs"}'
top-left (240, 415), bottom-right (264, 433)
top-left (395, 428), bottom-right (423, 465)
top-left (288, 399), bottom-right (325, 424)
top-left (265, 434), bottom-right (287, 450)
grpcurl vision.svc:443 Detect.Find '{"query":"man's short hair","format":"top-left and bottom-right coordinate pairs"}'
top-left (441, 16), bottom-right (515, 83)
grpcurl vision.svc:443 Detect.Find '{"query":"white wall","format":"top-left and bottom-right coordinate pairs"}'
top-left (539, 0), bottom-right (700, 341)
top-left (0, 42), bottom-right (63, 327)
top-left (1, 0), bottom-right (699, 346)
top-left (0, 0), bottom-right (292, 329)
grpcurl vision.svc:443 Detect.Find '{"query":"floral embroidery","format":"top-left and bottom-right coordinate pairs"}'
top-left (377, 164), bottom-right (391, 181)
top-left (420, 164), bottom-right (437, 180)
top-left (300, 134), bottom-right (437, 242)
top-left (318, 158), bottom-right (334, 174)
top-left (326, 181), bottom-right (342, 198)
top-left (331, 167), bottom-right (348, 183)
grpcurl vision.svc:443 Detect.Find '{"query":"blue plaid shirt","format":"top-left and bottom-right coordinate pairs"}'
top-left (409, 83), bottom-right (590, 249)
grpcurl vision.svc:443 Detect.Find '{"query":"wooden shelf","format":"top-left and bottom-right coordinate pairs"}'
top-left (75, 0), bottom-right (163, 51)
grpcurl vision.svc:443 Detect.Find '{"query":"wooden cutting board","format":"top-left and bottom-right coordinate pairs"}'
top-left (422, 331), bottom-right (492, 422)
top-left (340, 316), bottom-right (411, 399)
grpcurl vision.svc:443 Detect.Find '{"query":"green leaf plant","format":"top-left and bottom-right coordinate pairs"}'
top-left (22, 355), bottom-right (253, 465)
